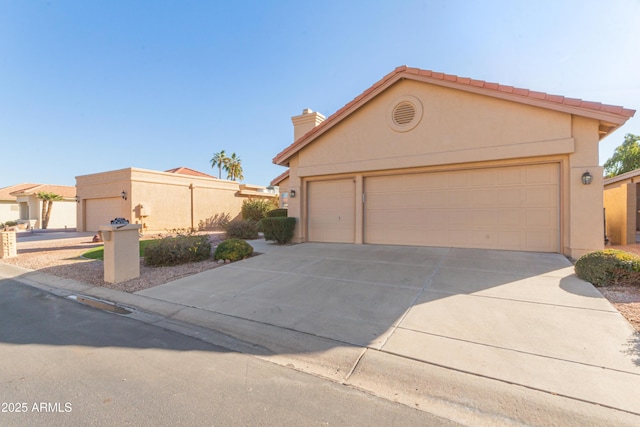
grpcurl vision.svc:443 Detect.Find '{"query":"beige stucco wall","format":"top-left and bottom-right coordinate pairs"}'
top-left (297, 81), bottom-right (574, 176)
top-left (604, 181), bottom-right (637, 245)
top-left (12, 195), bottom-right (77, 229)
top-left (276, 176), bottom-right (290, 208)
top-left (284, 79), bottom-right (606, 258)
top-left (0, 201), bottom-right (19, 224)
top-left (76, 168), bottom-right (277, 233)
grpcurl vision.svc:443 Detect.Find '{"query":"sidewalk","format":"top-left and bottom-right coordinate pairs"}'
top-left (1, 240), bottom-right (640, 426)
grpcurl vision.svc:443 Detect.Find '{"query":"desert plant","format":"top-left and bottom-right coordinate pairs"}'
top-left (261, 217), bottom-right (296, 244)
top-left (241, 198), bottom-right (278, 222)
top-left (214, 238), bottom-right (253, 261)
top-left (224, 219), bottom-right (259, 240)
top-left (144, 235), bottom-right (211, 266)
top-left (266, 208), bottom-right (287, 218)
top-left (575, 249), bottom-right (640, 287)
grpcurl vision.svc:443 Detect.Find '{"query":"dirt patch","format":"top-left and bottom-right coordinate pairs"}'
top-left (1, 232), bottom-right (227, 293)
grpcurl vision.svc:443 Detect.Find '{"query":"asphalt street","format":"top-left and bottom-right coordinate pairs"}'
top-left (0, 278), bottom-right (458, 426)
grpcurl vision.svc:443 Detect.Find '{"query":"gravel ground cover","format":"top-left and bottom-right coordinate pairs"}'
top-left (1, 232), bottom-right (226, 293)
top-left (2, 235), bottom-right (639, 331)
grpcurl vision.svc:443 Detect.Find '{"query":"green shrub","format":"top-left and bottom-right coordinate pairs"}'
top-left (4, 220), bottom-right (18, 227)
top-left (144, 235), bottom-right (211, 266)
top-left (241, 198), bottom-right (278, 222)
top-left (224, 220), bottom-right (259, 240)
top-left (261, 217), bottom-right (296, 244)
top-left (575, 249), bottom-right (640, 287)
top-left (266, 208), bottom-right (287, 218)
top-left (214, 238), bottom-right (253, 261)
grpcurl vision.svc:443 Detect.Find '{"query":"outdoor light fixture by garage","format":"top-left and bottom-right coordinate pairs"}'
top-left (290, 190), bottom-right (296, 198)
top-left (121, 191), bottom-right (127, 200)
top-left (75, 195), bottom-right (80, 203)
top-left (581, 171), bottom-right (593, 185)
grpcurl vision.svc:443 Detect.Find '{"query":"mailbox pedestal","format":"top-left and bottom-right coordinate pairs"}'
top-left (0, 231), bottom-right (17, 259)
top-left (99, 224), bottom-right (142, 283)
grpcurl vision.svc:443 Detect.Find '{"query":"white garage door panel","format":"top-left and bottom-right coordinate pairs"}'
top-left (308, 179), bottom-right (355, 243)
top-left (85, 198), bottom-right (122, 231)
top-left (365, 164), bottom-right (559, 252)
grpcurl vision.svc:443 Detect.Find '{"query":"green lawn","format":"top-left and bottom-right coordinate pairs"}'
top-left (82, 239), bottom-right (158, 260)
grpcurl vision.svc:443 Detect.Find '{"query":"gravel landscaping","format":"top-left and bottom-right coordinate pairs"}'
top-left (2, 234), bottom-right (639, 331)
top-left (1, 232), bottom-right (226, 293)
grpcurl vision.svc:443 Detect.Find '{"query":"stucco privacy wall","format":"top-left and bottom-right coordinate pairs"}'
top-left (603, 169), bottom-right (640, 245)
top-left (76, 168), bottom-right (276, 232)
top-left (275, 67), bottom-right (635, 258)
top-left (604, 183), bottom-right (636, 245)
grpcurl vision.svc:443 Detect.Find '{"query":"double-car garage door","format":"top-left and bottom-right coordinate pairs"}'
top-left (307, 163), bottom-right (559, 252)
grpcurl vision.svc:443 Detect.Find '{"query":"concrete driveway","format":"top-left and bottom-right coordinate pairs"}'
top-left (137, 241), bottom-right (640, 424)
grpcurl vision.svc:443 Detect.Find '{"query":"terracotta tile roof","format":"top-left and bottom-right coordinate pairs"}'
top-left (0, 183), bottom-right (40, 201)
top-left (273, 65), bottom-right (636, 166)
top-left (270, 169), bottom-right (289, 186)
top-left (1, 183), bottom-right (76, 200)
top-left (165, 167), bottom-right (216, 179)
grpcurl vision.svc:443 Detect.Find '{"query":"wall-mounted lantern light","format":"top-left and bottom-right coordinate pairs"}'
top-left (121, 191), bottom-right (127, 200)
top-left (290, 189), bottom-right (296, 198)
top-left (75, 195), bottom-right (80, 203)
top-left (581, 171), bottom-right (593, 185)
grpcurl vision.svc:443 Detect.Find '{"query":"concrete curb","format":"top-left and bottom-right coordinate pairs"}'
top-left (2, 262), bottom-right (639, 426)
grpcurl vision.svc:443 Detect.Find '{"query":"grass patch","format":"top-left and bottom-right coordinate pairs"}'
top-left (82, 239), bottom-right (158, 260)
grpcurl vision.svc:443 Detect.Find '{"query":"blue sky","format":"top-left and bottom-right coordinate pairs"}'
top-left (1, 0), bottom-right (639, 188)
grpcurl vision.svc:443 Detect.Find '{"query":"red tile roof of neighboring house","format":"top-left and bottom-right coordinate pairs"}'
top-left (270, 169), bottom-right (289, 186)
top-left (165, 167), bottom-right (216, 179)
top-left (1, 183), bottom-right (76, 200)
top-left (273, 65), bottom-right (636, 166)
top-left (0, 183), bottom-right (40, 201)
top-left (10, 184), bottom-right (76, 199)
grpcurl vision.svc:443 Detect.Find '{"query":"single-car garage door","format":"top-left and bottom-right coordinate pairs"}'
top-left (365, 163), bottom-right (559, 252)
top-left (308, 179), bottom-right (355, 243)
top-left (85, 198), bottom-right (123, 231)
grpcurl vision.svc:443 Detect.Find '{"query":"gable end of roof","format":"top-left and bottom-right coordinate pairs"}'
top-left (273, 66), bottom-right (635, 166)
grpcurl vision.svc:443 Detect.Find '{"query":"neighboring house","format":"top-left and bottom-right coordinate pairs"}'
top-left (75, 166), bottom-right (278, 232)
top-left (0, 183), bottom-right (77, 229)
top-left (603, 169), bottom-right (640, 245)
top-left (270, 169), bottom-right (289, 208)
top-left (272, 66), bottom-right (635, 258)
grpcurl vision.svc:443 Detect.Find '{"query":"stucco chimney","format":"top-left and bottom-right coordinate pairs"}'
top-left (291, 108), bottom-right (325, 142)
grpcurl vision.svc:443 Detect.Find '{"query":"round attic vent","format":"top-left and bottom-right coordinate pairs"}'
top-left (387, 95), bottom-right (423, 132)
top-left (393, 102), bottom-right (416, 125)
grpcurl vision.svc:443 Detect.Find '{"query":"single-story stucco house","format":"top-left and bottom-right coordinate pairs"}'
top-left (272, 66), bottom-right (635, 258)
top-left (76, 166), bottom-right (278, 233)
top-left (603, 168), bottom-right (640, 245)
top-left (0, 183), bottom-right (77, 229)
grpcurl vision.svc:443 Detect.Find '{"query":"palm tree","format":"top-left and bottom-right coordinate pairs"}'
top-left (210, 150), bottom-right (228, 179)
top-left (36, 191), bottom-right (63, 229)
top-left (226, 153), bottom-right (244, 181)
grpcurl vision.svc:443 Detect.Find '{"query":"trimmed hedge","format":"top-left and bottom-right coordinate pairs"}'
top-left (214, 238), bottom-right (253, 261)
top-left (224, 219), bottom-right (259, 240)
top-left (261, 217), bottom-right (296, 244)
top-left (266, 208), bottom-right (287, 218)
top-left (575, 249), bottom-right (640, 287)
top-left (144, 235), bottom-right (211, 266)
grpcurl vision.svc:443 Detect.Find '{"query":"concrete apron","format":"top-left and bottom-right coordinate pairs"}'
top-left (135, 242), bottom-right (640, 425)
